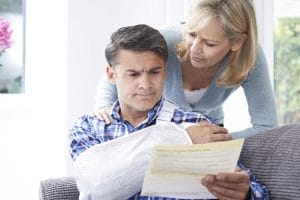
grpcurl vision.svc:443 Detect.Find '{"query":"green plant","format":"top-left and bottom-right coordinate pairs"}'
top-left (274, 17), bottom-right (300, 124)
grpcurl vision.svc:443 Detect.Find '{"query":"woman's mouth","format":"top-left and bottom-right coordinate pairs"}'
top-left (191, 54), bottom-right (204, 62)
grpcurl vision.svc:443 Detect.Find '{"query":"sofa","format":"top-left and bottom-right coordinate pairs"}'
top-left (39, 124), bottom-right (300, 200)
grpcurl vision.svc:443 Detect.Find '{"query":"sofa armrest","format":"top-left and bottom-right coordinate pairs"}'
top-left (240, 124), bottom-right (300, 200)
top-left (39, 177), bottom-right (79, 200)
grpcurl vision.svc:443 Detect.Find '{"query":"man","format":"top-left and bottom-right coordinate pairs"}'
top-left (69, 24), bottom-right (269, 200)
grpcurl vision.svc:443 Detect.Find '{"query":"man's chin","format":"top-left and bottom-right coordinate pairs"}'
top-left (134, 101), bottom-right (156, 111)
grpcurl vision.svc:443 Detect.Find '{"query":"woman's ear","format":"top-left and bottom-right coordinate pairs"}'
top-left (106, 66), bottom-right (116, 84)
top-left (231, 34), bottom-right (248, 52)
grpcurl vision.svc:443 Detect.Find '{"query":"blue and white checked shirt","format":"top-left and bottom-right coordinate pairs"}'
top-left (69, 98), bottom-right (269, 200)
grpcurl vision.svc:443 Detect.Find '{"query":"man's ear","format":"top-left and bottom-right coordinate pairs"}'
top-left (106, 66), bottom-right (116, 84)
top-left (231, 34), bottom-right (248, 52)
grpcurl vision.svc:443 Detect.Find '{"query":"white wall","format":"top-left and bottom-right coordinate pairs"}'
top-left (0, 0), bottom-right (68, 199)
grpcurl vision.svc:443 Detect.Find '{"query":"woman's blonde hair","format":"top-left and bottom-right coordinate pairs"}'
top-left (176, 0), bottom-right (258, 87)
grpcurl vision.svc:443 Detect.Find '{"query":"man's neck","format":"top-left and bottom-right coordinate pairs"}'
top-left (120, 108), bottom-right (148, 127)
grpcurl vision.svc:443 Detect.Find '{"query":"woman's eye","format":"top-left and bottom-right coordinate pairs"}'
top-left (206, 43), bottom-right (216, 47)
top-left (205, 41), bottom-right (217, 47)
top-left (188, 32), bottom-right (197, 38)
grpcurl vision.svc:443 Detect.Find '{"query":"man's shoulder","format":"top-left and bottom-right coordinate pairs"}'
top-left (72, 114), bottom-right (106, 129)
top-left (172, 106), bottom-right (214, 124)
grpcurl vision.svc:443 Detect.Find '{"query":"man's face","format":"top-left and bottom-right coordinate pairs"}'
top-left (107, 49), bottom-right (167, 117)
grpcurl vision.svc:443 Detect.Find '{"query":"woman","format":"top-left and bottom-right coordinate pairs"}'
top-left (94, 0), bottom-right (278, 138)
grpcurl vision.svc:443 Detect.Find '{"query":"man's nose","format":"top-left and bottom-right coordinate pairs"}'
top-left (138, 74), bottom-right (151, 90)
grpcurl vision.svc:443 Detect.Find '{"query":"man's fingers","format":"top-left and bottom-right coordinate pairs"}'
top-left (202, 173), bottom-right (250, 200)
top-left (205, 184), bottom-right (247, 200)
top-left (215, 171), bottom-right (249, 184)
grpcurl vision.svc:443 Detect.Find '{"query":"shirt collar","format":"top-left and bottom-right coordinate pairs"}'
top-left (110, 98), bottom-right (164, 125)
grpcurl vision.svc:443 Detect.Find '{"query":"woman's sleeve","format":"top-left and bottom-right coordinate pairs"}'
top-left (94, 75), bottom-right (118, 109)
top-left (231, 47), bottom-right (278, 138)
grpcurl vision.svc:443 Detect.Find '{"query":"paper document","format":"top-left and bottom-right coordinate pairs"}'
top-left (141, 139), bottom-right (244, 199)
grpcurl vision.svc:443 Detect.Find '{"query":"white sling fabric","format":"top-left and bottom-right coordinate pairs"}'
top-left (156, 99), bottom-right (199, 129)
top-left (74, 100), bottom-right (193, 200)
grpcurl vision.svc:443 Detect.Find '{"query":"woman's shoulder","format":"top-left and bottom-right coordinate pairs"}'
top-left (159, 25), bottom-right (182, 46)
top-left (243, 45), bottom-right (271, 82)
top-left (255, 45), bottom-right (268, 67)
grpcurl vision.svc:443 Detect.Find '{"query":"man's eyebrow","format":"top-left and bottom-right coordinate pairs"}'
top-left (125, 69), bottom-right (138, 72)
top-left (148, 66), bottom-right (164, 71)
top-left (124, 66), bottom-right (164, 73)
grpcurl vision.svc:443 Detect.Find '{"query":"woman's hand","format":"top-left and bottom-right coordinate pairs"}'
top-left (201, 168), bottom-right (250, 200)
top-left (186, 122), bottom-right (232, 144)
top-left (92, 106), bottom-right (112, 124)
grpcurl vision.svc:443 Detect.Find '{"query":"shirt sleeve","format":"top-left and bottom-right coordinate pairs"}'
top-left (69, 115), bottom-right (103, 161)
top-left (237, 161), bottom-right (270, 200)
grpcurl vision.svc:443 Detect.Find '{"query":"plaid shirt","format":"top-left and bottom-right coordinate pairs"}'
top-left (69, 98), bottom-right (269, 200)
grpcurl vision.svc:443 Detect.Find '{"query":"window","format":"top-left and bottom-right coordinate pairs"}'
top-left (0, 0), bottom-right (25, 93)
top-left (274, 0), bottom-right (300, 124)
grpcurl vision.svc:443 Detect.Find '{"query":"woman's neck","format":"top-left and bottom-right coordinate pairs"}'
top-left (181, 61), bottom-right (219, 90)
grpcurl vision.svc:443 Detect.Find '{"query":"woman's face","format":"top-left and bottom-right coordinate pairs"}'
top-left (186, 19), bottom-right (232, 69)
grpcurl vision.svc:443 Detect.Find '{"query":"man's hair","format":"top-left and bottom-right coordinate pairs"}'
top-left (105, 24), bottom-right (168, 67)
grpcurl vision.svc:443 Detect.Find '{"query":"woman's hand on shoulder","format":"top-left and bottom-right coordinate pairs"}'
top-left (92, 106), bottom-right (112, 124)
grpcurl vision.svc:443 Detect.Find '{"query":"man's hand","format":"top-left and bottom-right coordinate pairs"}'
top-left (186, 122), bottom-right (232, 144)
top-left (201, 168), bottom-right (250, 200)
top-left (92, 106), bottom-right (112, 124)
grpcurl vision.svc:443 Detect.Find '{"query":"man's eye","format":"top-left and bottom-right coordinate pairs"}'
top-left (128, 73), bottom-right (138, 77)
top-left (149, 70), bottom-right (160, 75)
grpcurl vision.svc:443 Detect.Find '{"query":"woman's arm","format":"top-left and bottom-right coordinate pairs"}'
top-left (93, 75), bottom-right (118, 122)
top-left (231, 47), bottom-right (278, 138)
top-left (94, 75), bottom-right (118, 109)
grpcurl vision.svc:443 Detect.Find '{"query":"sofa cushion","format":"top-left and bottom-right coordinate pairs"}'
top-left (39, 177), bottom-right (79, 200)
